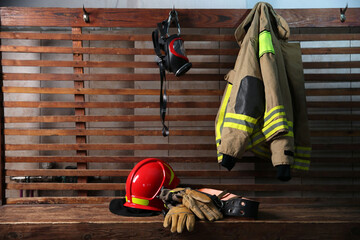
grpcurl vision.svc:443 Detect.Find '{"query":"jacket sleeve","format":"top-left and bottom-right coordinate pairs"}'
top-left (258, 5), bottom-right (295, 167)
top-left (217, 35), bottom-right (265, 161)
top-left (281, 42), bottom-right (311, 171)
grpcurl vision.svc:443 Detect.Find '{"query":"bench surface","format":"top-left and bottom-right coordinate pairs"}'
top-left (1, 203), bottom-right (360, 239)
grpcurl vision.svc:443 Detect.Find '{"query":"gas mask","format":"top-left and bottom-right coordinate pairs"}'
top-left (152, 10), bottom-right (192, 137)
top-left (152, 10), bottom-right (192, 76)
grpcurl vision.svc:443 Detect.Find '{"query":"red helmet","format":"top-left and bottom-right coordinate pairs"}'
top-left (124, 158), bottom-right (180, 211)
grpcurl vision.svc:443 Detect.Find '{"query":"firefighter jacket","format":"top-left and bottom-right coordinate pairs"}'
top-left (215, 2), bottom-right (311, 171)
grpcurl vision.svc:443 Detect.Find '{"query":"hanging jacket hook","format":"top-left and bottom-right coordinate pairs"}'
top-left (83, 5), bottom-right (90, 23)
top-left (340, 3), bottom-right (348, 23)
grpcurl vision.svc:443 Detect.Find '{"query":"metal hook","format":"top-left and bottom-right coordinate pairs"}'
top-left (167, 7), bottom-right (181, 36)
top-left (340, 3), bottom-right (348, 23)
top-left (83, 5), bottom-right (90, 23)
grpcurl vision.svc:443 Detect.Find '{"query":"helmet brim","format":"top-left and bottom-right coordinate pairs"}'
top-left (109, 198), bottom-right (161, 217)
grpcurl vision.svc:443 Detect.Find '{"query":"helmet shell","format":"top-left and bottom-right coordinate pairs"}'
top-left (124, 158), bottom-right (179, 211)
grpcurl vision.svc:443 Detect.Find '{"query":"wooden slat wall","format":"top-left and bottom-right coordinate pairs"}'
top-left (1, 7), bottom-right (360, 205)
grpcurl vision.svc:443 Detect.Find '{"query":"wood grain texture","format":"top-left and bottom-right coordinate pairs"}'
top-left (3, 86), bottom-right (360, 96)
top-left (2, 45), bottom-right (360, 55)
top-left (5, 196), bottom-right (360, 205)
top-left (5, 143), bottom-right (216, 151)
top-left (6, 183), bottom-right (360, 192)
top-left (2, 59), bottom-right (360, 69)
top-left (0, 204), bottom-right (359, 239)
top-left (5, 100), bottom-right (360, 109)
top-left (72, 27), bottom-right (87, 195)
top-left (2, 32), bottom-right (360, 42)
top-left (2, 73), bottom-right (223, 81)
top-left (4, 115), bottom-right (215, 123)
top-left (0, 34), bottom-right (4, 206)
top-left (2, 73), bottom-right (359, 82)
top-left (4, 129), bottom-right (360, 137)
top-left (3, 101), bottom-right (220, 109)
top-left (1, 7), bottom-right (360, 212)
top-left (1, 8), bottom-right (360, 28)
top-left (6, 169), bottom-right (360, 178)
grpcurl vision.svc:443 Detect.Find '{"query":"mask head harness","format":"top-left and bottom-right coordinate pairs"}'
top-left (152, 10), bottom-right (192, 137)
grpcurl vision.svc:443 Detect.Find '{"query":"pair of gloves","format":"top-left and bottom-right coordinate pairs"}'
top-left (160, 188), bottom-right (223, 234)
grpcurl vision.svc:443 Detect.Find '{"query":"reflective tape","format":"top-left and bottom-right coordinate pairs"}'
top-left (295, 146), bottom-right (312, 158)
top-left (264, 105), bottom-right (286, 127)
top-left (223, 112), bottom-right (257, 133)
top-left (215, 83), bottom-right (233, 143)
top-left (259, 30), bottom-right (275, 57)
top-left (164, 163), bottom-right (175, 185)
top-left (263, 118), bottom-right (291, 139)
top-left (126, 196), bottom-right (150, 206)
top-left (252, 145), bottom-right (271, 159)
top-left (217, 153), bottom-right (223, 161)
top-left (292, 158), bottom-right (311, 171)
top-left (132, 197), bottom-right (150, 206)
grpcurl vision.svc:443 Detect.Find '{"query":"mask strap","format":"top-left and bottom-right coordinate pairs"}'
top-left (159, 61), bottom-right (169, 137)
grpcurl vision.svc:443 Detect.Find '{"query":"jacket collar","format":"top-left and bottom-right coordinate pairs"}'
top-left (234, 2), bottom-right (290, 44)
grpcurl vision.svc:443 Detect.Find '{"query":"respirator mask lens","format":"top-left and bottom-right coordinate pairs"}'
top-left (168, 37), bottom-right (192, 76)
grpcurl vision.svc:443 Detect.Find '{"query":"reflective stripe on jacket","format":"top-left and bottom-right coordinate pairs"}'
top-left (215, 2), bottom-right (311, 171)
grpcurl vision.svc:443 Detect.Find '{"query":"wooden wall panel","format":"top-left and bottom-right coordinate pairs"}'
top-left (0, 7), bottom-right (360, 204)
top-left (1, 8), bottom-right (360, 28)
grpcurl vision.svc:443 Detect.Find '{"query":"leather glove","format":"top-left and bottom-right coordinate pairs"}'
top-left (163, 204), bottom-right (195, 233)
top-left (182, 188), bottom-right (223, 221)
top-left (159, 188), bottom-right (185, 208)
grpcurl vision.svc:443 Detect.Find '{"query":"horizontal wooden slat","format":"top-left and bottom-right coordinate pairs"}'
top-left (0, 32), bottom-right (235, 41)
top-left (4, 129), bottom-right (360, 137)
top-left (7, 182), bottom-right (360, 192)
top-left (4, 101), bottom-right (360, 110)
top-left (2, 59), bottom-right (360, 69)
top-left (4, 156), bottom-right (359, 164)
top-left (307, 101), bottom-right (360, 108)
top-left (308, 114), bottom-right (360, 121)
top-left (13, 45), bottom-right (360, 56)
top-left (311, 130), bottom-right (360, 137)
top-left (2, 73), bottom-right (223, 81)
top-left (304, 74), bottom-right (360, 82)
top-left (186, 184), bottom-right (360, 192)
top-left (0, 45), bottom-right (153, 55)
top-left (289, 33), bottom-right (360, 41)
top-left (3, 73), bottom-right (360, 82)
top-left (5, 143), bottom-right (360, 151)
top-left (6, 196), bottom-right (360, 205)
top-left (6, 169), bottom-right (360, 178)
top-left (3, 86), bottom-right (359, 96)
top-left (301, 47), bottom-right (360, 55)
top-left (7, 183), bottom-right (124, 191)
top-left (5, 156), bottom-right (219, 163)
top-left (7, 169), bottom-right (130, 177)
top-left (2, 86), bottom-right (223, 96)
top-left (0, 45), bottom-right (238, 56)
top-left (3, 101), bottom-right (220, 109)
top-left (3, 45), bottom-right (360, 56)
top-left (312, 144), bottom-right (360, 151)
top-left (306, 88), bottom-right (360, 96)
top-left (303, 61), bottom-right (360, 69)
top-left (5, 143), bottom-right (215, 151)
top-left (1, 59), bottom-right (234, 69)
top-left (4, 129), bottom-right (214, 136)
top-left (1, 8), bottom-right (360, 28)
top-left (6, 197), bottom-right (116, 204)
top-left (0, 29), bottom-right (360, 42)
top-left (1, 32), bottom-right (360, 42)
top-left (4, 115), bottom-right (215, 123)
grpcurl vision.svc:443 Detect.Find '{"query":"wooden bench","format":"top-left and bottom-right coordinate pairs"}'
top-left (0, 7), bottom-right (360, 239)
